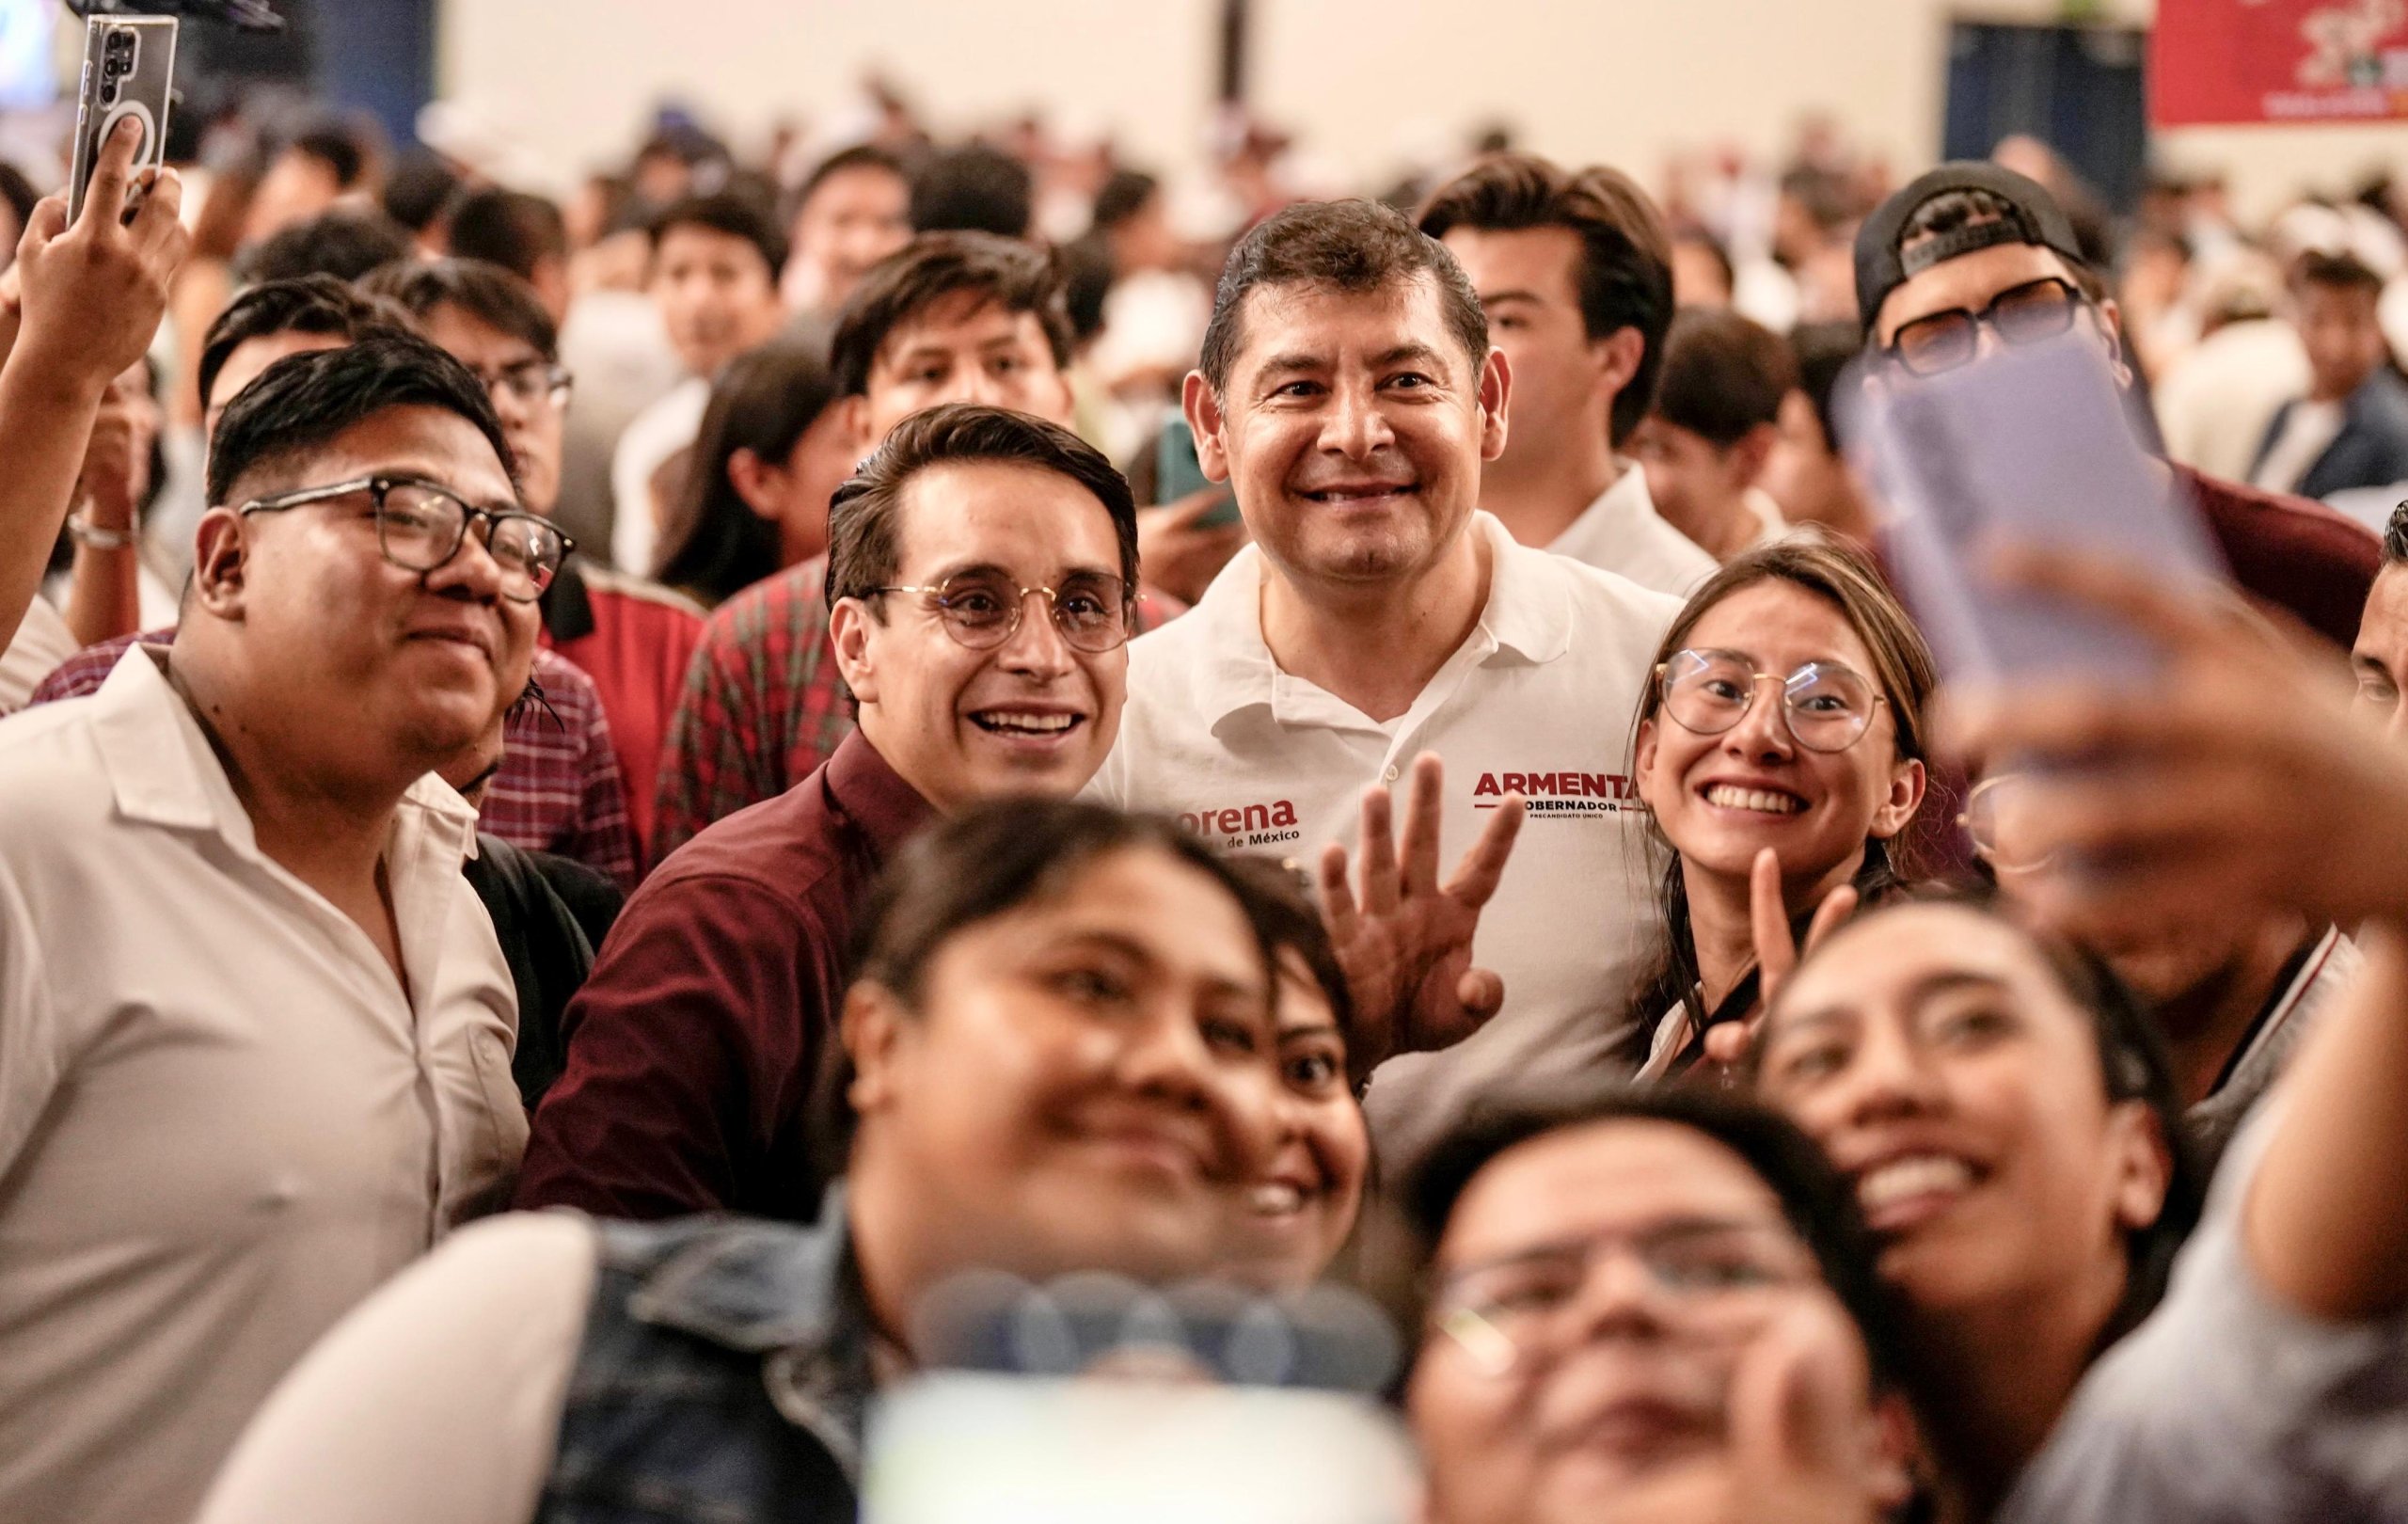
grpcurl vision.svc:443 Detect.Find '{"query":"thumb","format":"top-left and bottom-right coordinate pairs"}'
top-left (1456, 967), bottom-right (1505, 1024)
top-left (1703, 1017), bottom-right (1757, 1069)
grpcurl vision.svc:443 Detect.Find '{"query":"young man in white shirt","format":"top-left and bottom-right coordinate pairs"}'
top-left (0, 333), bottom-right (552, 1524)
top-left (1088, 198), bottom-right (1684, 1166)
top-left (1417, 153), bottom-right (1716, 595)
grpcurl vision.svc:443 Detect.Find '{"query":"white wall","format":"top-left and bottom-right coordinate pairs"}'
top-left (437, 0), bottom-right (2408, 227)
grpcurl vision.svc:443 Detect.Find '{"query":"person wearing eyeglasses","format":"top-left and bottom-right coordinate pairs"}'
top-left (1856, 162), bottom-right (2379, 653)
top-left (0, 333), bottom-right (539, 1524)
top-left (360, 259), bottom-right (707, 860)
top-left (1626, 538), bottom-right (1933, 1081)
top-left (1405, 1085), bottom-right (1920, 1524)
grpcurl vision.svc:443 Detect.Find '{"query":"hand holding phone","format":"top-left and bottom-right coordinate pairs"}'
top-left (8, 107), bottom-right (188, 394)
top-left (68, 17), bottom-right (177, 227)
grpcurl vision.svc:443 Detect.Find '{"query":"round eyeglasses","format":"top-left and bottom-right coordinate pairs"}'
top-left (1959, 773), bottom-right (2061, 876)
top-left (867, 569), bottom-right (1133, 654)
top-left (1430, 1217), bottom-right (1819, 1376)
top-left (236, 475), bottom-right (572, 602)
top-left (1656, 649), bottom-right (1888, 754)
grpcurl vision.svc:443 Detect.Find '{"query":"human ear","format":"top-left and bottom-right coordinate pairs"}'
top-left (1634, 715), bottom-right (1662, 809)
top-left (1867, 757), bottom-right (1926, 841)
top-left (829, 595), bottom-right (880, 707)
top-left (1594, 325), bottom-right (1645, 405)
top-left (1478, 346), bottom-right (1512, 462)
top-left (840, 393), bottom-right (878, 457)
top-left (1863, 1392), bottom-right (1924, 1511)
top-left (2093, 295), bottom-right (2135, 390)
top-left (1183, 369), bottom-right (1232, 484)
top-left (726, 447), bottom-right (784, 519)
top-left (1730, 421), bottom-right (1780, 485)
top-left (188, 508), bottom-right (250, 619)
top-left (840, 980), bottom-right (910, 1116)
top-left (2107, 1099), bottom-right (2176, 1236)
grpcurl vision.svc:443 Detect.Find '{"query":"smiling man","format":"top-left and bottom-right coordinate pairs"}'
top-left (515, 402), bottom-right (1140, 1221)
top-left (0, 334), bottom-right (541, 1524)
top-left (1088, 198), bottom-right (1683, 1167)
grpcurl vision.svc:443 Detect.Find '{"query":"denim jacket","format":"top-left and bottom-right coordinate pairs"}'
top-left (535, 1190), bottom-right (874, 1524)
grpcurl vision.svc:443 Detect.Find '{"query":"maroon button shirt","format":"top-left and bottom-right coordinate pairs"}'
top-left (514, 728), bottom-right (933, 1222)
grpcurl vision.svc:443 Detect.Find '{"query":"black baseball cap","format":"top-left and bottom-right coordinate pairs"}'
top-left (1854, 161), bottom-right (2087, 340)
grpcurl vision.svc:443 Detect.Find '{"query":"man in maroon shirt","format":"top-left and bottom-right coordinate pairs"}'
top-left (515, 403), bottom-right (1142, 1219)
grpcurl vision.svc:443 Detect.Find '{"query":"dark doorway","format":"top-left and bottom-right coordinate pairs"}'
top-left (1943, 21), bottom-right (2150, 213)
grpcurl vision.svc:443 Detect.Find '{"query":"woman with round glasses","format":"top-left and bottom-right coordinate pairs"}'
top-left (1625, 536), bottom-right (1935, 1078)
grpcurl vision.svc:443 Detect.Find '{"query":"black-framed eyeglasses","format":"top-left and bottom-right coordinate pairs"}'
top-left (236, 475), bottom-right (573, 602)
top-left (1884, 276), bottom-right (2085, 376)
top-left (867, 569), bottom-right (1133, 654)
top-left (1656, 649), bottom-right (1888, 754)
top-left (471, 359), bottom-right (574, 410)
top-left (1429, 1217), bottom-right (1819, 1376)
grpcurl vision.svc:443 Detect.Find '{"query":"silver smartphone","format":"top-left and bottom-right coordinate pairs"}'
top-left (1842, 330), bottom-right (2226, 688)
top-left (66, 15), bottom-right (178, 226)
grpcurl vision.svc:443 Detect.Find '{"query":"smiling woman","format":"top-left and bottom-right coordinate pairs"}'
top-left (1624, 535), bottom-right (1936, 1079)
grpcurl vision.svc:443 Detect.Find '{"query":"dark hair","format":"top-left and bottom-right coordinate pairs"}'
top-left (1222, 854), bottom-right (1355, 1038)
top-left (909, 142), bottom-right (1034, 239)
top-left (1202, 198), bottom-right (1488, 395)
top-left (647, 190), bottom-right (788, 278)
top-left (825, 401), bottom-right (1138, 611)
top-left (1418, 154), bottom-right (1672, 444)
top-left (1759, 889), bottom-right (2206, 1345)
top-left (1407, 1083), bottom-right (1912, 1393)
top-left (786, 143), bottom-right (909, 228)
top-left (829, 230), bottom-right (1073, 397)
top-left (445, 188), bottom-right (570, 282)
top-left (231, 209), bottom-right (415, 287)
top-left (2292, 247), bottom-right (2384, 299)
top-left (357, 256), bottom-right (559, 362)
top-left (196, 275), bottom-right (417, 416)
top-left (1673, 228), bottom-right (1736, 303)
top-left (1788, 321), bottom-right (1862, 456)
top-left (1090, 169), bottom-right (1161, 235)
top-left (655, 338), bottom-right (843, 603)
top-left (289, 122), bottom-right (371, 189)
top-left (1653, 308), bottom-right (1799, 447)
top-left (207, 331), bottom-right (514, 506)
top-left (1058, 234), bottom-right (1114, 348)
top-left (379, 148), bottom-right (461, 234)
top-left (1623, 536), bottom-right (1939, 1060)
top-left (2383, 500), bottom-right (2408, 564)
top-left (1897, 186), bottom-right (2101, 301)
top-left (0, 160), bottom-right (39, 233)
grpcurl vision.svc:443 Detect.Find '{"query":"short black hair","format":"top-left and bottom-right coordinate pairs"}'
top-left (829, 230), bottom-right (1073, 397)
top-left (825, 401), bottom-right (1138, 612)
top-left (289, 122), bottom-right (372, 189)
top-left (1222, 854), bottom-right (1355, 1039)
top-left (1652, 307), bottom-right (1798, 447)
top-left (909, 142), bottom-right (1034, 240)
top-left (0, 160), bottom-right (39, 232)
top-left (1407, 1083), bottom-right (1912, 1395)
top-left (1091, 169), bottom-right (1161, 235)
top-left (207, 331), bottom-right (515, 507)
top-left (379, 148), bottom-right (461, 235)
top-left (357, 257), bottom-right (559, 362)
top-left (786, 142), bottom-right (910, 228)
top-left (2383, 500), bottom-right (2408, 564)
top-left (445, 187), bottom-right (570, 283)
top-left (231, 208), bottom-right (415, 288)
top-left (647, 190), bottom-right (788, 278)
top-left (1418, 154), bottom-right (1672, 444)
top-left (1201, 198), bottom-right (1489, 397)
top-left (657, 338), bottom-right (843, 604)
top-left (197, 275), bottom-right (418, 416)
top-left (1674, 228), bottom-right (1736, 301)
top-left (2293, 247), bottom-right (2385, 300)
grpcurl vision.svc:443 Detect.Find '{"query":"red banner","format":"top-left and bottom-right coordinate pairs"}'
top-left (2151, 0), bottom-right (2408, 124)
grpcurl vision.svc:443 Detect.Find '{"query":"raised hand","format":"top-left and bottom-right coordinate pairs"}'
top-left (1133, 486), bottom-right (1246, 606)
top-left (1703, 849), bottom-right (1861, 1070)
top-left (1317, 753), bottom-right (1524, 1087)
top-left (9, 116), bottom-right (188, 391)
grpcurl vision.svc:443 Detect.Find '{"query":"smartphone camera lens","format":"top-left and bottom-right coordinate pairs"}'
top-left (100, 83), bottom-right (118, 105)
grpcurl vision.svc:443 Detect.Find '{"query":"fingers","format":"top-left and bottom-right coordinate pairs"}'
top-left (1749, 848), bottom-right (1797, 984)
top-left (18, 195), bottom-right (63, 262)
top-left (1703, 1017), bottom-right (1757, 1069)
top-left (128, 167), bottom-right (186, 253)
top-left (1456, 967), bottom-right (1505, 1024)
top-left (1398, 753), bottom-right (1446, 896)
top-left (1315, 841), bottom-right (1360, 945)
top-left (1357, 784), bottom-right (1401, 917)
top-left (1155, 486), bottom-right (1223, 525)
top-left (1443, 792), bottom-right (1525, 909)
top-left (1801, 883), bottom-right (1861, 956)
top-left (81, 115), bottom-right (142, 231)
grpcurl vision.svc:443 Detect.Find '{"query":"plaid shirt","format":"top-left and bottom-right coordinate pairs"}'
top-left (652, 557), bottom-right (1180, 858)
top-left (27, 630), bottom-right (639, 888)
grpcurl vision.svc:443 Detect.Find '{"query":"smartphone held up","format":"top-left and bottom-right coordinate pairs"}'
top-left (66, 14), bottom-right (177, 228)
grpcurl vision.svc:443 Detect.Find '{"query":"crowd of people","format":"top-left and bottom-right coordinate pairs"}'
top-left (1, 69), bottom-right (2407, 1524)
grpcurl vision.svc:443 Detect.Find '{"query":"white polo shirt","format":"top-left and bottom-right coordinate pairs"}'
top-left (1089, 512), bottom-right (1682, 1166)
top-left (0, 647), bottom-right (528, 1524)
top-left (1545, 464), bottom-right (1718, 596)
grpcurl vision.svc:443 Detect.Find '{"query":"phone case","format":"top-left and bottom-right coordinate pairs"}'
top-left (67, 16), bottom-right (177, 226)
top-left (1842, 332), bottom-right (2227, 688)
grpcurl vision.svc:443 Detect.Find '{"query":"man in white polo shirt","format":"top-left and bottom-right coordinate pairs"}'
top-left (1088, 198), bottom-right (1683, 1164)
top-left (0, 334), bottom-right (542, 1524)
top-left (1417, 152), bottom-right (1716, 595)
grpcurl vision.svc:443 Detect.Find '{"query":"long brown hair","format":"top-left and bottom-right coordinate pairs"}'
top-left (1622, 532), bottom-right (1939, 1055)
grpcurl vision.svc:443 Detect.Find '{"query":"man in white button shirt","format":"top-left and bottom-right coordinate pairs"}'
top-left (1417, 153), bottom-right (1716, 595)
top-left (1089, 198), bottom-right (1684, 1165)
top-left (0, 333), bottom-right (542, 1524)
